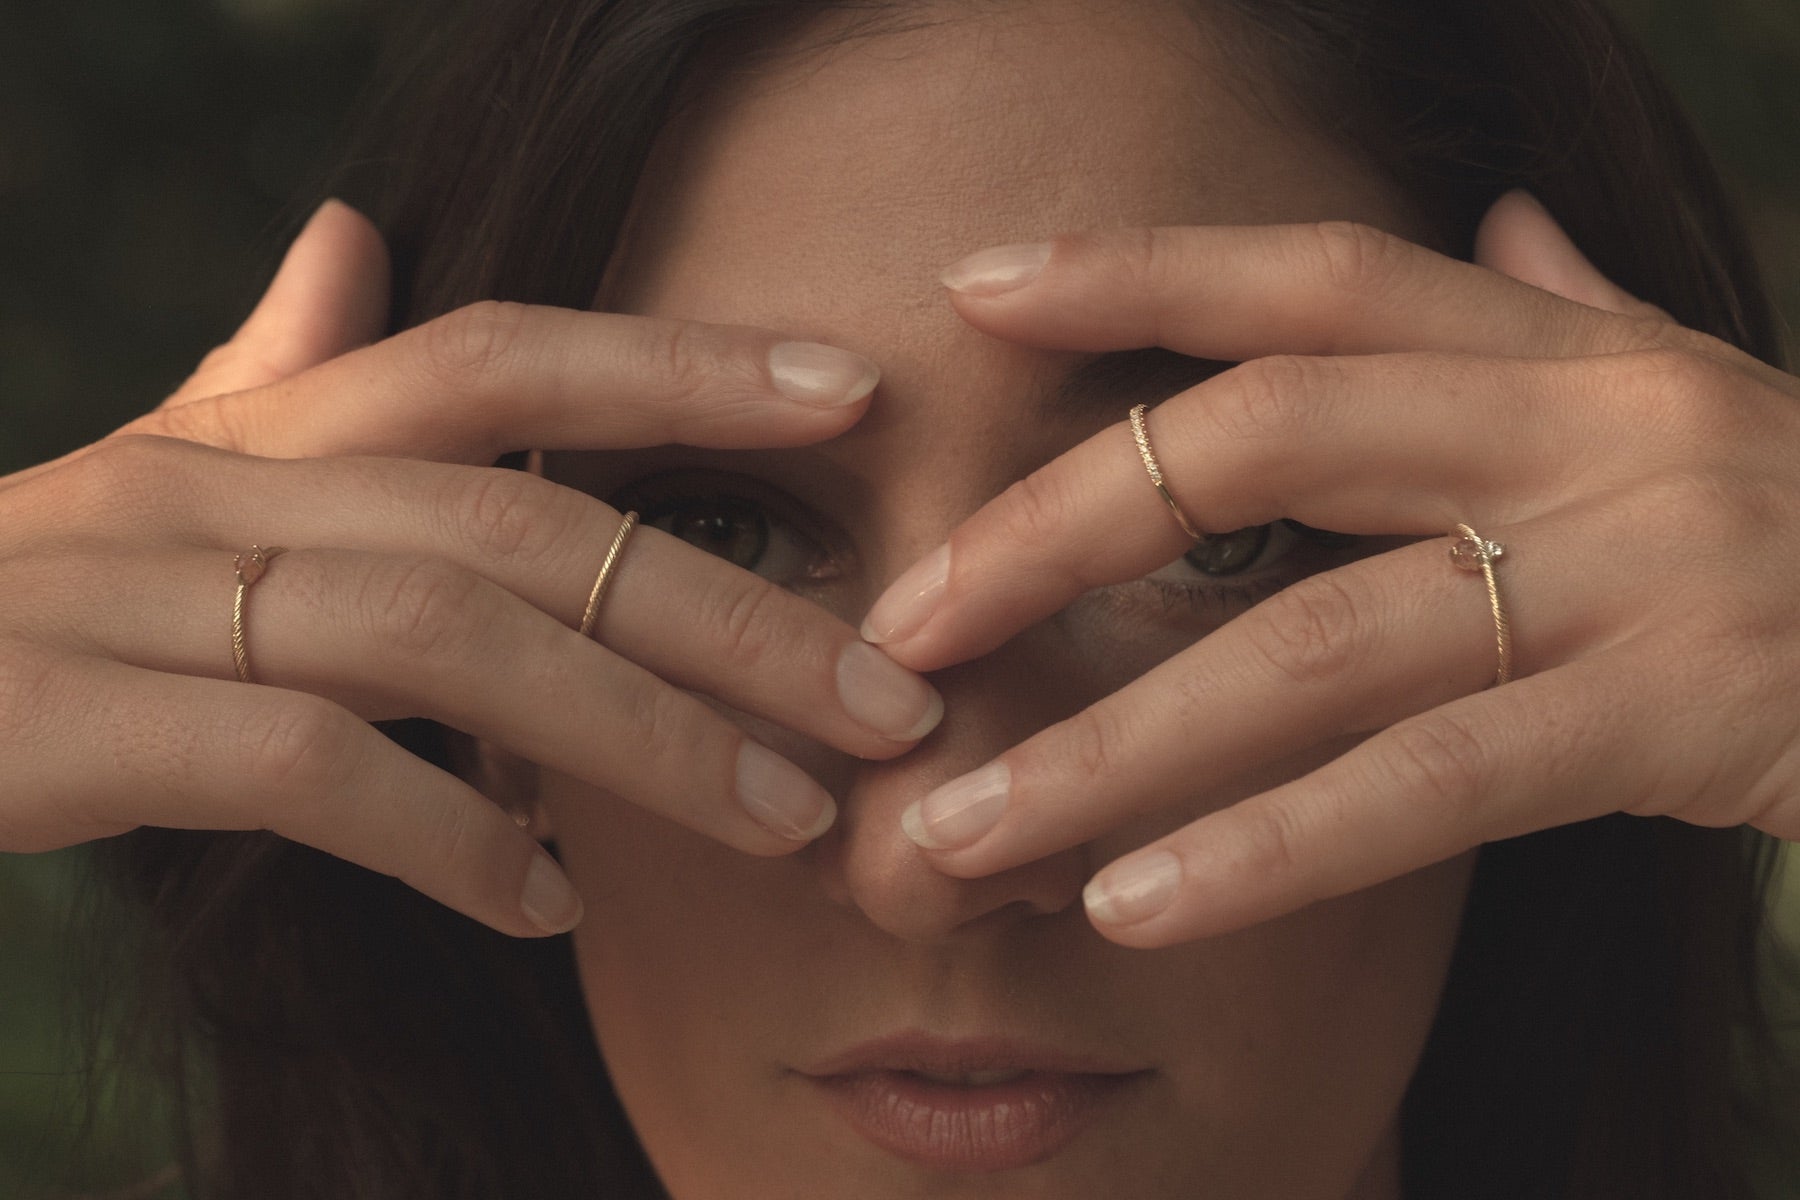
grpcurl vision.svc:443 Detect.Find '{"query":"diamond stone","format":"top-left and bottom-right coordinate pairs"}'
top-left (1449, 534), bottom-right (1504, 571)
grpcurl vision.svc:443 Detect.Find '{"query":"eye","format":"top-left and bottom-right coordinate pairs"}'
top-left (610, 472), bottom-right (837, 588)
top-left (1179, 525), bottom-right (1276, 577)
top-left (647, 495), bottom-right (768, 570)
top-left (1134, 520), bottom-right (1369, 620)
top-left (1148, 521), bottom-right (1298, 582)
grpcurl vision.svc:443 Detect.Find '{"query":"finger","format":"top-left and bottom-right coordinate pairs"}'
top-left (1076, 653), bottom-right (1692, 947)
top-left (861, 348), bottom-right (1658, 669)
top-left (897, 537), bottom-right (1520, 873)
top-left (938, 222), bottom-right (1662, 361)
top-left (124, 303), bottom-right (881, 463)
top-left (43, 437), bottom-right (942, 759)
top-left (35, 543), bottom-right (854, 854)
top-left (165, 199), bottom-right (391, 405)
top-left (5, 649), bottom-right (578, 938)
top-left (1472, 190), bottom-right (1667, 319)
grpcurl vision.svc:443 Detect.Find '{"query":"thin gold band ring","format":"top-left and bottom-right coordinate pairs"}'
top-left (231, 545), bottom-right (284, 684)
top-left (580, 511), bottom-right (639, 639)
top-left (1129, 403), bottom-right (1203, 541)
top-left (1448, 523), bottom-right (1512, 686)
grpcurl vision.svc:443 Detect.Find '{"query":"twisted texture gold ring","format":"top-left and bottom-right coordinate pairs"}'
top-left (1129, 403), bottom-right (1203, 541)
top-left (232, 545), bottom-right (284, 684)
top-left (579, 511), bottom-right (639, 639)
top-left (1448, 523), bottom-right (1512, 686)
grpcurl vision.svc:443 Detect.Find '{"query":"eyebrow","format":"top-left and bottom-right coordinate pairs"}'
top-left (1048, 347), bottom-right (1236, 420)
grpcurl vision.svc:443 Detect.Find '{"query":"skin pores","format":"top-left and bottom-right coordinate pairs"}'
top-left (525, 2), bottom-right (1476, 1196)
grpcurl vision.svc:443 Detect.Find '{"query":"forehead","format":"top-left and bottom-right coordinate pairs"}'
top-left (599, 0), bottom-right (1417, 488)
top-left (606, 0), bottom-right (1406, 314)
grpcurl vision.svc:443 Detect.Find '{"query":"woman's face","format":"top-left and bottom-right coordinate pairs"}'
top-left (534, 3), bottom-right (1474, 1196)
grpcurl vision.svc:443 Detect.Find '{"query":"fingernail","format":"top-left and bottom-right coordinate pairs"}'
top-left (901, 761), bottom-right (1010, 851)
top-left (736, 739), bottom-right (836, 840)
top-left (861, 543), bottom-right (950, 645)
top-left (520, 850), bottom-right (583, 934)
top-left (836, 641), bottom-right (944, 742)
top-left (767, 341), bottom-right (881, 407)
top-left (1084, 850), bottom-right (1182, 926)
top-left (940, 242), bottom-right (1050, 297)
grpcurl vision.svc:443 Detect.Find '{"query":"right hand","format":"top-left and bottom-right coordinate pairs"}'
top-left (0, 200), bottom-right (940, 937)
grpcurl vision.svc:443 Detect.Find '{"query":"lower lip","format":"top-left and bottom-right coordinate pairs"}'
top-left (808, 1069), bottom-right (1144, 1172)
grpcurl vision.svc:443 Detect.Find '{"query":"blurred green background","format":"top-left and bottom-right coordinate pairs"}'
top-left (1, 0), bottom-right (1798, 1196)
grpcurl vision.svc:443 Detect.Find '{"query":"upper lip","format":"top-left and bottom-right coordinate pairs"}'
top-left (799, 1031), bottom-right (1149, 1079)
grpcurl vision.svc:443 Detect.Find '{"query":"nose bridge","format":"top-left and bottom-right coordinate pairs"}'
top-left (815, 635), bottom-right (1096, 944)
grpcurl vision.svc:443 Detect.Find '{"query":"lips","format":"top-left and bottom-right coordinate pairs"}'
top-left (799, 1033), bottom-right (1152, 1172)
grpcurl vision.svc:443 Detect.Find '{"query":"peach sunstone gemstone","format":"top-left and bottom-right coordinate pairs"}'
top-left (233, 545), bottom-right (283, 586)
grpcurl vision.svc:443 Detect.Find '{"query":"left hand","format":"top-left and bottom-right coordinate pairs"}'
top-left (862, 191), bottom-right (1800, 948)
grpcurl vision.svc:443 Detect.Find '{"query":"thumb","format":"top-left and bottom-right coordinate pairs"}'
top-left (165, 198), bottom-right (391, 406)
top-left (1473, 189), bottom-right (1666, 319)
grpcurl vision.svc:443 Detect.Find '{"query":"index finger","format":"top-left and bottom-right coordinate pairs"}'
top-left (939, 222), bottom-right (1660, 361)
top-left (123, 302), bottom-right (882, 463)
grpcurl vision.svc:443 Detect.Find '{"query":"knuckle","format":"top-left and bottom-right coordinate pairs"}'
top-left (1639, 471), bottom-right (1760, 562)
top-left (361, 556), bottom-right (490, 661)
top-left (1229, 799), bottom-right (1314, 892)
top-left (690, 571), bottom-right (786, 670)
top-left (129, 394), bottom-right (248, 450)
top-left (1307, 220), bottom-right (1408, 296)
top-left (422, 300), bottom-right (530, 382)
top-left (0, 641), bottom-right (61, 743)
top-left (447, 467), bottom-right (581, 567)
top-left (643, 320), bottom-right (725, 401)
top-left (1239, 573), bottom-right (1364, 687)
top-left (1383, 712), bottom-right (1490, 814)
top-left (1118, 226), bottom-right (1165, 287)
top-left (1124, 227), bottom-right (1204, 335)
top-left (1059, 703), bottom-right (1133, 785)
top-left (62, 435), bottom-right (193, 522)
top-left (994, 467), bottom-right (1083, 552)
top-left (1211, 355), bottom-right (1322, 446)
top-left (1612, 347), bottom-right (1738, 441)
top-left (80, 433), bottom-right (180, 488)
top-left (415, 793), bottom-right (482, 882)
top-left (620, 675), bottom-right (696, 775)
top-left (1617, 313), bottom-right (1717, 356)
top-left (238, 696), bottom-right (352, 797)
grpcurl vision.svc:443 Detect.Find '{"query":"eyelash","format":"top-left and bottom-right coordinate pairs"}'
top-left (608, 471), bottom-right (1369, 622)
top-left (609, 470), bottom-right (845, 590)
top-left (1131, 522), bottom-right (1365, 620)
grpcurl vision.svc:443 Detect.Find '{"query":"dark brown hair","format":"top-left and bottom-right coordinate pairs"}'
top-left (79, 1), bottom-right (1798, 1197)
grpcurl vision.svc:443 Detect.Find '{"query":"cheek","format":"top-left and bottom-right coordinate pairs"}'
top-left (546, 782), bottom-right (832, 1173)
top-left (1123, 850), bottom-right (1477, 1194)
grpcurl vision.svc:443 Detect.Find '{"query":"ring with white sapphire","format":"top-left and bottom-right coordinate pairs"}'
top-left (579, 511), bottom-right (639, 639)
top-left (1128, 402), bottom-right (1203, 541)
top-left (231, 545), bottom-right (285, 684)
top-left (1448, 523), bottom-right (1512, 687)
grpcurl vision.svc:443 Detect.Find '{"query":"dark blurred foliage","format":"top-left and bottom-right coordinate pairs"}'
top-left (0, 0), bottom-right (381, 475)
top-left (1613, 0), bottom-right (1800, 350)
top-left (0, 0), bottom-right (1795, 1196)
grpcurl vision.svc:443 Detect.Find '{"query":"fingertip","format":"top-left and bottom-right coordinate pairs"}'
top-left (519, 847), bottom-right (583, 935)
top-left (1473, 190), bottom-right (1639, 314)
top-left (766, 341), bottom-right (881, 408)
top-left (735, 739), bottom-right (838, 844)
top-left (232, 196), bottom-right (393, 382)
top-left (939, 242), bottom-right (1051, 298)
top-left (1082, 848), bottom-right (1182, 928)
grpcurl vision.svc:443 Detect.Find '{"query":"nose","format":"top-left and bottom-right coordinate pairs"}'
top-left (811, 628), bottom-right (1096, 944)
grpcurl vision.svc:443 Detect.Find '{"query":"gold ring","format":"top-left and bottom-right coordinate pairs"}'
top-left (232, 545), bottom-right (284, 684)
top-left (579, 511), bottom-right (639, 639)
top-left (1448, 523), bottom-right (1512, 686)
top-left (1129, 403), bottom-right (1202, 541)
